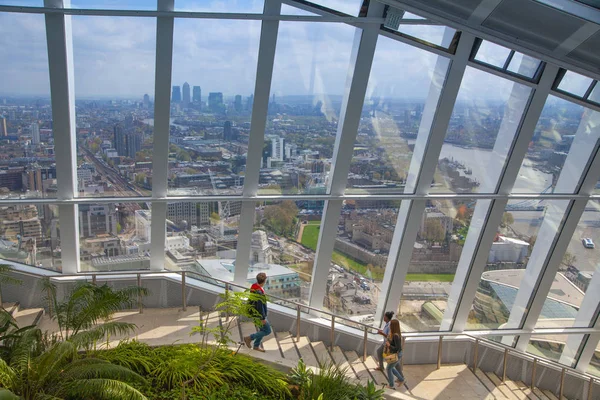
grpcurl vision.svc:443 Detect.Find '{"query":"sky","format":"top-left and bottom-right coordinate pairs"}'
top-left (0, 0), bottom-right (530, 101)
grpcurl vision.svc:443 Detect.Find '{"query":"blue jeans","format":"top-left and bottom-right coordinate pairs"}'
top-left (250, 320), bottom-right (271, 348)
top-left (386, 351), bottom-right (405, 386)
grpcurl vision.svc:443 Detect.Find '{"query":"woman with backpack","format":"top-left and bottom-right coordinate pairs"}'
top-left (383, 319), bottom-right (405, 389)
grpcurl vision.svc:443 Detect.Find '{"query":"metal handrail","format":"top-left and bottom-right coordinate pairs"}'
top-left (7, 265), bottom-right (600, 387)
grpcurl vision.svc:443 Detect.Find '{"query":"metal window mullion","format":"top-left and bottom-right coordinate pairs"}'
top-left (306, 1), bottom-right (384, 308)
top-left (447, 64), bottom-right (559, 331)
top-left (44, 0), bottom-right (79, 274)
top-left (149, 0), bottom-right (174, 272)
top-left (374, 31), bottom-right (474, 322)
top-left (233, 0), bottom-right (282, 285)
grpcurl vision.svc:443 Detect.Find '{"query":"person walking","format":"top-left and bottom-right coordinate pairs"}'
top-left (374, 311), bottom-right (394, 372)
top-left (384, 319), bottom-right (405, 389)
top-left (243, 272), bottom-right (271, 352)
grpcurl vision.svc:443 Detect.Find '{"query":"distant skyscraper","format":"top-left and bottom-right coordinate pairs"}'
top-left (172, 86), bottom-right (181, 103)
top-left (1, 117), bottom-right (7, 137)
top-left (224, 121), bottom-right (233, 141)
top-left (143, 94), bottom-right (150, 109)
top-left (208, 92), bottom-right (223, 112)
top-left (271, 137), bottom-right (285, 161)
top-left (192, 86), bottom-right (201, 103)
top-left (182, 82), bottom-right (190, 107)
top-left (234, 95), bottom-right (242, 112)
top-left (126, 133), bottom-right (142, 159)
top-left (30, 123), bottom-right (40, 145)
top-left (246, 94), bottom-right (254, 111)
top-left (114, 124), bottom-right (126, 156)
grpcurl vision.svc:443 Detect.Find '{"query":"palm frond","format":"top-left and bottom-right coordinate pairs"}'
top-left (33, 394), bottom-right (64, 400)
top-left (33, 341), bottom-right (76, 388)
top-left (63, 378), bottom-right (147, 400)
top-left (0, 388), bottom-right (20, 400)
top-left (61, 362), bottom-right (145, 383)
top-left (69, 322), bottom-right (137, 349)
top-left (0, 265), bottom-right (21, 286)
top-left (0, 358), bottom-right (16, 388)
top-left (9, 327), bottom-right (42, 371)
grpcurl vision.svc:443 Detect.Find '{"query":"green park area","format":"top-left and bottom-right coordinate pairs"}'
top-left (300, 222), bottom-right (321, 251)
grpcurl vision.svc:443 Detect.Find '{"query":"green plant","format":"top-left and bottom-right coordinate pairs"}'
top-left (293, 361), bottom-right (356, 400)
top-left (289, 359), bottom-right (312, 388)
top-left (42, 279), bottom-right (149, 349)
top-left (0, 340), bottom-right (147, 400)
top-left (356, 380), bottom-right (385, 400)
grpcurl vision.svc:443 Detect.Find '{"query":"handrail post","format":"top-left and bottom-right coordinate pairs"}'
top-left (296, 304), bottom-right (301, 342)
top-left (473, 338), bottom-right (479, 372)
top-left (137, 273), bottom-right (143, 314)
top-left (225, 282), bottom-right (230, 321)
top-left (531, 358), bottom-right (537, 390)
top-left (363, 326), bottom-right (368, 361)
top-left (330, 316), bottom-right (335, 351)
top-left (437, 336), bottom-right (443, 369)
top-left (181, 271), bottom-right (187, 311)
top-left (588, 377), bottom-right (594, 400)
top-left (502, 348), bottom-right (508, 382)
top-left (559, 368), bottom-right (565, 399)
top-left (92, 274), bottom-right (96, 285)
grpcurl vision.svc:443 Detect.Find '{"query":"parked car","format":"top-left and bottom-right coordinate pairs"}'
top-left (582, 238), bottom-right (595, 249)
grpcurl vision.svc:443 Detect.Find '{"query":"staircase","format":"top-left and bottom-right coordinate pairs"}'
top-left (1, 305), bottom-right (581, 400)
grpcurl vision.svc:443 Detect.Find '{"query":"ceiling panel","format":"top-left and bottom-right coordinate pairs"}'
top-left (567, 30), bottom-right (600, 72)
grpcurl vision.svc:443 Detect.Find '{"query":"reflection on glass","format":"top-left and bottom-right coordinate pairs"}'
top-left (431, 67), bottom-right (531, 194)
top-left (392, 14), bottom-right (456, 47)
top-left (164, 201), bottom-right (240, 288)
top-left (0, 204), bottom-right (60, 271)
top-left (72, 16), bottom-right (156, 197)
top-left (513, 97), bottom-right (600, 194)
top-left (175, 0), bottom-right (264, 12)
top-left (253, 200), bottom-right (319, 306)
top-left (0, 13), bottom-right (57, 200)
top-left (466, 200), bottom-right (567, 330)
top-left (507, 53), bottom-right (541, 78)
top-left (258, 22), bottom-right (356, 195)
top-left (400, 199), bottom-right (472, 332)
top-left (588, 347), bottom-right (600, 378)
top-left (79, 202), bottom-right (150, 272)
top-left (475, 40), bottom-right (511, 68)
top-left (308, 0), bottom-right (364, 16)
top-left (589, 83), bottom-right (600, 104)
top-left (346, 35), bottom-right (449, 194)
top-left (558, 71), bottom-right (594, 97)
top-left (527, 334), bottom-right (585, 365)
top-left (168, 19), bottom-right (260, 196)
top-left (535, 201), bottom-right (600, 329)
top-left (323, 200), bottom-right (400, 324)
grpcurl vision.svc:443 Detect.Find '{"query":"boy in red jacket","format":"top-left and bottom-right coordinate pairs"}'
top-left (243, 272), bottom-right (271, 352)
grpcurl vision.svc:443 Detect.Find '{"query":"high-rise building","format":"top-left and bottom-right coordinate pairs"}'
top-left (125, 133), bottom-right (142, 159)
top-left (271, 136), bottom-right (285, 161)
top-left (1, 117), bottom-right (7, 137)
top-left (79, 204), bottom-right (118, 238)
top-left (208, 92), bottom-right (223, 111)
top-left (182, 82), bottom-right (190, 107)
top-left (172, 86), bottom-right (181, 103)
top-left (246, 94), bottom-right (254, 111)
top-left (167, 201), bottom-right (210, 227)
top-left (223, 121), bottom-right (233, 141)
top-left (113, 124), bottom-right (126, 156)
top-left (234, 95), bottom-right (242, 112)
top-left (192, 86), bottom-right (201, 103)
top-left (143, 94), bottom-right (150, 109)
top-left (30, 123), bottom-right (40, 145)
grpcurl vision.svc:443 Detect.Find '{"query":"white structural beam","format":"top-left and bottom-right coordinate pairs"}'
top-left (374, 31), bottom-right (474, 321)
top-left (306, 1), bottom-right (384, 308)
top-left (44, 0), bottom-right (79, 274)
top-left (234, 0), bottom-right (282, 286)
top-left (510, 108), bottom-right (600, 351)
top-left (553, 22), bottom-right (599, 58)
top-left (149, 0), bottom-right (174, 272)
top-left (443, 64), bottom-right (559, 332)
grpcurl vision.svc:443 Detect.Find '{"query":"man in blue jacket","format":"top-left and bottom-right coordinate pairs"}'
top-left (243, 272), bottom-right (271, 352)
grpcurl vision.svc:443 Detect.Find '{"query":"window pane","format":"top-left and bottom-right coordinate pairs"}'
top-left (73, 16), bottom-right (156, 197)
top-left (68, 0), bottom-right (157, 10)
top-left (527, 334), bottom-right (586, 366)
top-left (345, 35), bottom-right (449, 194)
top-left (252, 200), bottom-right (318, 306)
top-left (475, 40), bottom-right (512, 69)
top-left (324, 200), bottom-right (400, 323)
top-left (557, 70), bottom-right (594, 97)
top-left (400, 199), bottom-right (472, 332)
top-left (167, 18), bottom-right (260, 196)
top-left (588, 346), bottom-right (600, 378)
top-left (513, 97), bottom-right (600, 194)
top-left (79, 202), bottom-right (151, 272)
top-left (281, 4), bottom-right (319, 16)
top-left (466, 200), bottom-right (569, 330)
top-left (165, 201), bottom-right (240, 287)
top-left (535, 200), bottom-right (600, 329)
top-left (308, 0), bottom-right (364, 16)
top-left (589, 83), bottom-right (600, 104)
top-left (258, 22), bottom-right (356, 195)
top-left (0, 13), bottom-right (58, 199)
top-left (507, 53), bottom-right (541, 78)
top-left (0, 204), bottom-right (61, 271)
top-left (389, 13), bottom-right (456, 48)
top-left (431, 67), bottom-right (531, 194)
top-left (175, 0), bottom-right (264, 13)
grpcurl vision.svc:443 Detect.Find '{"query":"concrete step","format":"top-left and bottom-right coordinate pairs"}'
top-left (541, 390), bottom-right (559, 400)
top-left (275, 331), bottom-right (299, 363)
top-left (515, 380), bottom-right (542, 400)
top-left (486, 371), bottom-right (519, 400)
top-left (13, 307), bottom-right (43, 328)
top-left (2, 302), bottom-right (18, 315)
top-left (345, 350), bottom-right (372, 385)
top-left (295, 336), bottom-right (318, 367)
top-left (261, 336), bottom-right (281, 356)
top-left (329, 346), bottom-right (357, 380)
top-left (504, 379), bottom-right (530, 400)
top-left (363, 355), bottom-right (389, 387)
top-left (475, 369), bottom-right (509, 399)
top-left (532, 388), bottom-right (552, 400)
top-left (239, 321), bottom-right (257, 347)
top-left (310, 341), bottom-right (334, 368)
